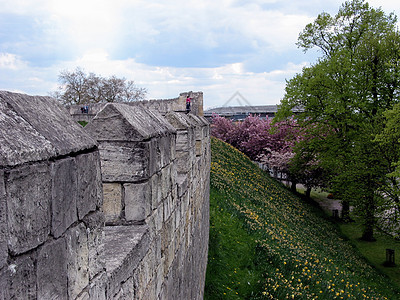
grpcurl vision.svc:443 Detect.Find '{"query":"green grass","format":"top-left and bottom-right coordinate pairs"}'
top-left (340, 222), bottom-right (400, 288)
top-left (205, 137), bottom-right (400, 299)
top-left (298, 186), bottom-right (400, 288)
top-left (77, 120), bottom-right (88, 127)
top-left (205, 189), bottom-right (263, 299)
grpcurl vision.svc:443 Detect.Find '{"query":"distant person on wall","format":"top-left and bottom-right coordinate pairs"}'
top-left (186, 94), bottom-right (192, 113)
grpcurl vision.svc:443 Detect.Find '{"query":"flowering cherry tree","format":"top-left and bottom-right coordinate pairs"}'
top-left (211, 114), bottom-right (309, 189)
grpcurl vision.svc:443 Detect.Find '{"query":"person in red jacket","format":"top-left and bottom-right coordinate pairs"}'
top-left (186, 95), bottom-right (192, 113)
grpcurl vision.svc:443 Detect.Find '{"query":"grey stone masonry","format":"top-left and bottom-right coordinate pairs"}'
top-left (86, 98), bottom-right (210, 299)
top-left (68, 91), bottom-right (204, 123)
top-left (85, 103), bottom-right (177, 225)
top-left (0, 90), bottom-right (210, 299)
top-left (0, 169), bottom-right (8, 270)
top-left (0, 91), bottom-right (104, 299)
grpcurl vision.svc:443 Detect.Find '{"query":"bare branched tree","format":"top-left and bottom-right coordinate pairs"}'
top-left (51, 67), bottom-right (147, 105)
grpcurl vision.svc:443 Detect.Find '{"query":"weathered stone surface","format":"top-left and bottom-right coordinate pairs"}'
top-left (0, 170), bottom-right (7, 269)
top-left (160, 165), bottom-right (172, 200)
top-left (164, 111), bottom-right (193, 131)
top-left (151, 173), bottom-right (162, 210)
top-left (124, 181), bottom-right (151, 222)
top-left (76, 291), bottom-right (90, 300)
top-left (0, 91), bottom-right (96, 157)
top-left (176, 131), bottom-right (193, 151)
top-left (37, 237), bottom-right (68, 299)
top-left (51, 157), bottom-right (78, 238)
top-left (114, 276), bottom-right (135, 299)
top-left (85, 103), bottom-right (176, 142)
top-left (66, 223), bottom-right (89, 299)
top-left (177, 174), bottom-right (189, 198)
top-left (0, 99), bottom-right (56, 166)
top-left (158, 134), bottom-right (174, 168)
top-left (7, 163), bottom-right (51, 255)
top-left (89, 272), bottom-right (107, 300)
top-left (175, 151), bottom-right (193, 173)
top-left (83, 212), bottom-right (105, 280)
top-left (98, 141), bottom-right (154, 182)
top-left (104, 225), bottom-right (150, 296)
top-left (0, 267), bottom-right (10, 300)
top-left (186, 114), bottom-right (209, 139)
top-left (9, 254), bottom-right (36, 299)
top-left (76, 151), bottom-right (103, 219)
top-left (102, 183), bottom-right (122, 224)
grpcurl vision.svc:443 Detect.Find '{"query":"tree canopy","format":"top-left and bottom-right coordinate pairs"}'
top-left (277, 0), bottom-right (400, 240)
top-left (52, 68), bottom-right (147, 105)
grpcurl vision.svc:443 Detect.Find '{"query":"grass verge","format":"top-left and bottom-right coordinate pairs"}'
top-left (205, 137), bottom-right (400, 299)
top-left (298, 186), bottom-right (400, 288)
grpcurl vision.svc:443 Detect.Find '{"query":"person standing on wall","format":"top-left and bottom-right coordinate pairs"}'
top-left (186, 93), bottom-right (192, 114)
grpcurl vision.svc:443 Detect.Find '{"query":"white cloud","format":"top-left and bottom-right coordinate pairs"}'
top-left (0, 53), bottom-right (26, 70)
top-left (1, 0), bottom-right (399, 108)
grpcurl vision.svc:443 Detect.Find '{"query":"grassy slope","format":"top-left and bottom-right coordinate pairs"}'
top-left (205, 137), bottom-right (400, 299)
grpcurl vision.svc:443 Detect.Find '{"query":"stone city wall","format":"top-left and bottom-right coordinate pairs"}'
top-left (68, 91), bottom-right (204, 123)
top-left (0, 91), bottom-right (104, 299)
top-left (0, 90), bottom-right (210, 299)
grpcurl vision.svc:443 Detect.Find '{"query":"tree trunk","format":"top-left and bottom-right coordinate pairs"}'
top-left (361, 195), bottom-right (376, 242)
top-left (305, 186), bottom-right (312, 198)
top-left (341, 200), bottom-right (351, 222)
top-left (291, 180), bottom-right (297, 193)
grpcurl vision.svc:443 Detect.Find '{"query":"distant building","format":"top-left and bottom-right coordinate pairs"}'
top-left (204, 105), bottom-right (302, 121)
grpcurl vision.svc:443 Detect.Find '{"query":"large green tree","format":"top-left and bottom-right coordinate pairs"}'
top-left (374, 103), bottom-right (400, 237)
top-left (277, 0), bottom-right (400, 240)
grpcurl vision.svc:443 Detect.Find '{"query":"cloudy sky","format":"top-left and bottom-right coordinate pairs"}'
top-left (0, 0), bottom-right (398, 109)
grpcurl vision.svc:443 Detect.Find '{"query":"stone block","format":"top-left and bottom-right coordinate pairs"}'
top-left (163, 194), bottom-right (173, 222)
top-left (151, 173), bottom-right (161, 210)
top-left (159, 134), bottom-right (174, 168)
top-left (89, 272), bottom-right (107, 300)
top-left (1, 91), bottom-right (96, 157)
top-left (114, 276), bottom-right (135, 299)
top-left (175, 151), bottom-right (193, 174)
top-left (171, 134), bottom-right (176, 161)
top-left (164, 111), bottom-right (192, 131)
top-left (98, 141), bottom-right (155, 182)
top-left (195, 140), bottom-right (202, 156)
top-left (51, 157), bottom-right (78, 238)
top-left (160, 165), bottom-right (172, 200)
top-left (143, 281), bottom-right (156, 300)
top-left (7, 163), bottom-right (51, 255)
top-left (76, 291), bottom-right (90, 300)
top-left (175, 201), bottom-right (182, 230)
top-left (176, 131), bottom-right (191, 151)
top-left (76, 151), bottom-right (103, 219)
top-left (124, 181), bottom-right (151, 222)
top-left (0, 170), bottom-right (7, 269)
top-left (104, 225), bottom-right (150, 297)
top-left (0, 99), bottom-right (56, 167)
top-left (155, 264), bottom-right (163, 298)
top-left (66, 223), bottom-right (89, 299)
top-left (9, 254), bottom-right (36, 299)
top-left (177, 174), bottom-right (189, 198)
top-left (102, 183), bottom-right (122, 224)
top-left (85, 103), bottom-right (176, 143)
top-left (154, 204), bottom-right (164, 232)
top-left (37, 237), bottom-right (68, 299)
top-left (83, 212), bottom-right (105, 280)
top-left (0, 267), bottom-right (10, 300)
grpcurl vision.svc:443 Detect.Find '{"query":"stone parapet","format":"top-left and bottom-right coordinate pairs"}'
top-left (0, 91), bottom-right (104, 299)
top-left (0, 90), bottom-right (210, 299)
top-left (68, 91), bottom-right (204, 123)
top-left (86, 100), bottom-right (210, 299)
